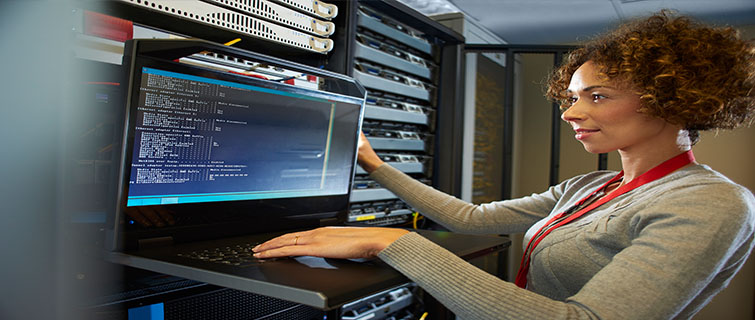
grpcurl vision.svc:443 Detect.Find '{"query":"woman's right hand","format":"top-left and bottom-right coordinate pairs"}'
top-left (357, 131), bottom-right (385, 174)
top-left (252, 226), bottom-right (409, 260)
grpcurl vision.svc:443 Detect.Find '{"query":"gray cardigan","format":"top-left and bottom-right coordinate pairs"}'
top-left (373, 164), bottom-right (755, 319)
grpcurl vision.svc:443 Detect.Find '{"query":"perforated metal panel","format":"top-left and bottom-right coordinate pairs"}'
top-left (165, 288), bottom-right (325, 320)
top-left (204, 0), bottom-right (335, 36)
top-left (115, 0), bottom-right (334, 53)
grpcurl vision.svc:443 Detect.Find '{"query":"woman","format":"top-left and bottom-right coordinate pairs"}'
top-left (254, 11), bottom-right (755, 319)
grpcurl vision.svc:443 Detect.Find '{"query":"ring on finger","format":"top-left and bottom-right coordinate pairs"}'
top-left (294, 235), bottom-right (300, 245)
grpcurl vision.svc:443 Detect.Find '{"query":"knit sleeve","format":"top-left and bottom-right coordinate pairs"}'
top-left (378, 232), bottom-right (599, 319)
top-left (369, 164), bottom-right (563, 234)
top-left (378, 168), bottom-right (755, 319)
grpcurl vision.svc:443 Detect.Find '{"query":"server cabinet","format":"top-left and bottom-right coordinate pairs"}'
top-left (79, 2), bottom-right (464, 229)
top-left (341, 0), bottom-right (465, 227)
top-left (70, 1), bottom-right (463, 318)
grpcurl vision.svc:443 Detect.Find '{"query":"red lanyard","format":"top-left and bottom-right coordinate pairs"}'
top-left (514, 150), bottom-right (695, 288)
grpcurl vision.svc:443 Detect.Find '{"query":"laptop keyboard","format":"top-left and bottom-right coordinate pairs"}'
top-left (177, 242), bottom-right (264, 267)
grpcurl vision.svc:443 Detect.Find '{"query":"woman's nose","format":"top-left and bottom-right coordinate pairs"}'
top-left (561, 99), bottom-right (586, 122)
top-left (561, 106), bottom-right (581, 122)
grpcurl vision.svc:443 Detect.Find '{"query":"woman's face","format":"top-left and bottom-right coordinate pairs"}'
top-left (562, 61), bottom-right (671, 154)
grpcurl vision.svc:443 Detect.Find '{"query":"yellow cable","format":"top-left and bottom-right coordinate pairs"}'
top-left (419, 312), bottom-right (428, 320)
top-left (224, 38), bottom-right (242, 46)
top-left (412, 212), bottom-right (420, 229)
top-left (197, 38), bottom-right (241, 57)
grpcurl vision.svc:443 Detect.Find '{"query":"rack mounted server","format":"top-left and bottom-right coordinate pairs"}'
top-left (114, 0), bottom-right (337, 53)
top-left (348, 3), bottom-right (446, 227)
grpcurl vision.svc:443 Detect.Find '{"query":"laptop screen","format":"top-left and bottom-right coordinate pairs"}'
top-left (110, 40), bottom-right (365, 250)
top-left (127, 67), bottom-right (358, 206)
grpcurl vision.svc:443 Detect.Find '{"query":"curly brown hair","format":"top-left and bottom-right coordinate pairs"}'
top-left (546, 10), bottom-right (755, 140)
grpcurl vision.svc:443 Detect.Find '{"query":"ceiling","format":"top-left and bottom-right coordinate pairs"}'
top-left (398, 0), bottom-right (755, 44)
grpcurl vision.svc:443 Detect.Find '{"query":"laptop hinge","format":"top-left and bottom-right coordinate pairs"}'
top-left (138, 236), bottom-right (174, 249)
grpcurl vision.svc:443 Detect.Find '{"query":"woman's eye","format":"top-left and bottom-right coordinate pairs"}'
top-left (592, 94), bottom-right (606, 101)
top-left (567, 97), bottom-right (578, 104)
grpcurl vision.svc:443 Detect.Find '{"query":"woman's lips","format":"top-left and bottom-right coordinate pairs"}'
top-left (574, 128), bottom-right (599, 140)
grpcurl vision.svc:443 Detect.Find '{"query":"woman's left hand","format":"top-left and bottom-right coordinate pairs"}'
top-left (252, 226), bottom-right (409, 259)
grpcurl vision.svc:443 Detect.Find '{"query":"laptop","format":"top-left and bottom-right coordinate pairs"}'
top-left (105, 39), bottom-right (509, 310)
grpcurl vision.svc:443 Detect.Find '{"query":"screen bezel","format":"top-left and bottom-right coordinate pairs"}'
top-left (109, 40), bottom-right (365, 251)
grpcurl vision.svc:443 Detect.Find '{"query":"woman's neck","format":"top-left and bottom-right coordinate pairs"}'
top-left (617, 130), bottom-right (694, 183)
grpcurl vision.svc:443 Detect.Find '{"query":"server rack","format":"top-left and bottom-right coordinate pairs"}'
top-left (73, 1), bottom-right (464, 318)
top-left (343, 0), bottom-right (465, 228)
top-left (81, 1), bottom-right (464, 211)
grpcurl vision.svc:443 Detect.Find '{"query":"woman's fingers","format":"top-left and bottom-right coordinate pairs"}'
top-left (356, 132), bottom-right (385, 173)
top-left (253, 231), bottom-right (310, 252)
top-left (252, 227), bottom-right (409, 260)
top-left (253, 242), bottom-right (315, 259)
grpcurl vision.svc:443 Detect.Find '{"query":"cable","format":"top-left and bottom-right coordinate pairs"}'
top-left (412, 212), bottom-right (422, 229)
top-left (223, 38), bottom-right (242, 46)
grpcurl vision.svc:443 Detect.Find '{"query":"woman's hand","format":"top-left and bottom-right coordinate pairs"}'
top-left (252, 226), bottom-right (409, 259)
top-left (357, 132), bottom-right (385, 174)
